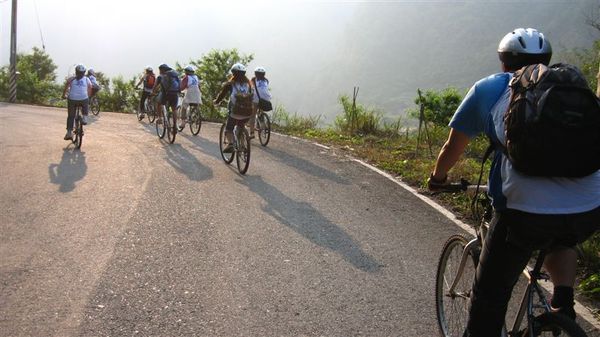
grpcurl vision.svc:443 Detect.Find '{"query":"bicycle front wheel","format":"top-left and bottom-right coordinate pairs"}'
top-left (436, 234), bottom-right (478, 337)
top-left (236, 127), bottom-right (251, 175)
top-left (517, 312), bottom-right (588, 337)
top-left (219, 123), bottom-right (234, 164)
top-left (257, 113), bottom-right (271, 146)
top-left (189, 106), bottom-right (202, 136)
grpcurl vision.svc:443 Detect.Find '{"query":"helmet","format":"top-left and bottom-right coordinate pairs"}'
top-left (498, 28), bottom-right (552, 70)
top-left (75, 64), bottom-right (86, 73)
top-left (184, 65), bottom-right (195, 74)
top-left (87, 68), bottom-right (95, 76)
top-left (254, 66), bottom-right (266, 74)
top-left (158, 63), bottom-right (171, 71)
top-left (231, 63), bottom-right (246, 73)
top-left (145, 66), bottom-right (153, 72)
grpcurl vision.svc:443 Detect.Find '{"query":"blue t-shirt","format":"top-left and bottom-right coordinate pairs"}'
top-left (449, 73), bottom-right (600, 214)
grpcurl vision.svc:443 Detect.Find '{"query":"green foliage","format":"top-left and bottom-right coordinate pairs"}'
top-left (177, 49), bottom-right (254, 121)
top-left (408, 87), bottom-right (464, 126)
top-left (559, 40), bottom-right (599, 93)
top-left (0, 47), bottom-right (61, 104)
top-left (98, 76), bottom-right (139, 113)
top-left (335, 94), bottom-right (383, 135)
top-left (271, 104), bottom-right (321, 133)
top-left (579, 272), bottom-right (600, 300)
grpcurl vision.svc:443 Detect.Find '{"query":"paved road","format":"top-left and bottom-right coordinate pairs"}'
top-left (1, 103), bottom-right (598, 336)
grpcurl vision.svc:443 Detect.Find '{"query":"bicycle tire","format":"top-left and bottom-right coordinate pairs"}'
top-left (189, 106), bottom-right (201, 136)
top-left (436, 234), bottom-right (479, 337)
top-left (257, 113), bottom-right (271, 146)
top-left (219, 123), bottom-right (234, 164)
top-left (236, 127), bottom-right (251, 175)
top-left (91, 97), bottom-right (100, 116)
top-left (147, 102), bottom-right (156, 123)
top-left (167, 108), bottom-right (177, 144)
top-left (176, 106), bottom-right (185, 132)
top-left (155, 108), bottom-right (166, 139)
top-left (517, 312), bottom-right (588, 337)
top-left (136, 106), bottom-right (143, 121)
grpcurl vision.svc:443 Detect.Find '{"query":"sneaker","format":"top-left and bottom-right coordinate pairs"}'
top-left (82, 115), bottom-right (88, 125)
top-left (551, 304), bottom-right (576, 321)
top-left (64, 130), bottom-right (73, 140)
top-left (223, 144), bottom-right (234, 153)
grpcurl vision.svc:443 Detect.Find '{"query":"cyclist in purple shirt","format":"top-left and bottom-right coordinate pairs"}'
top-left (428, 28), bottom-right (600, 337)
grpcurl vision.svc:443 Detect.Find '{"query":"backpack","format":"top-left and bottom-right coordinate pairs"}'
top-left (161, 70), bottom-right (180, 93)
top-left (232, 82), bottom-right (253, 116)
top-left (503, 63), bottom-right (600, 177)
top-left (145, 74), bottom-right (155, 89)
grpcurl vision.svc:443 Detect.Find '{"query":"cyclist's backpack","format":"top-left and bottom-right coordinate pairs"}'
top-left (232, 82), bottom-right (253, 116)
top-left (145, 74), bottom-right (155, 89)
top-left (503, 63), bottom-right (600, 177)
top-left (161, 70), bottom-right (180, 93)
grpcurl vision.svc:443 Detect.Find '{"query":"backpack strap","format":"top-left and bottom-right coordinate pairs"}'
top-left (253, 78), bottom-right (262, 100)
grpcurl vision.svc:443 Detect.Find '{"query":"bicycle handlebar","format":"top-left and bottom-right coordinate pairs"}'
top-left (432, 178), bottom-right (488, 195)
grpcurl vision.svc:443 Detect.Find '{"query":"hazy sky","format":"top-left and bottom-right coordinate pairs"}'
top-left (0, 0), bottom-right (356, 78)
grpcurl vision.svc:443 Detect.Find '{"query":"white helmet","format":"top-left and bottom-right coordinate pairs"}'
top-left (87, 68), bottom-right (95, 76)
top-left (231, 63), bottom-right (246, 73)
top-left (254, 66), bottom-right (266, 74)
top-left (145, 66), bottom-right (153, 72)
top-left (184, 65), bottom-right (195, 73)
top-left (498, 28), bottom-right (552, 69)
top-left (75, 64), bottom-right (86, 73)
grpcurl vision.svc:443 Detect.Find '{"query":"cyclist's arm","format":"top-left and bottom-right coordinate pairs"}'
top-left (135, 76), bottom-right (143, 88)
top-left (87, 78), bottom-right (93, 97)
top-left (180, 75), bottom-right (188, 91)
top-left (62, 78), bottom-right (73, 98)
top-left (213, 82), bottom-right (232, 105)
top-left (432, 128), bottom-right (470, 181)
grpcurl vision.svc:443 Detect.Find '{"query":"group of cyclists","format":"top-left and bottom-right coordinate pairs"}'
top-left (58, 27), bottom-right (600, 337)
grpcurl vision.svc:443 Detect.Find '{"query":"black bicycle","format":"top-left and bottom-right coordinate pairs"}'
top-left (90, 95), bottom-right (100, 116)
top-left (71, 102), bottom-right (84, 149)
top-left (435, 180), bottom-right (588, 337)
top-left (156, 104), bottom-right (177, 143)
top-left (255, 109), bottom-right (271, 146)
top-left (219, 122), bottom-right (251, 175)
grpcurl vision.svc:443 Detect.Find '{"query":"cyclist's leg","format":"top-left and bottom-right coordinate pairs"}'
top-left (66, 99), bottom-right (76, 130)
top-left (80, 99), bottom-right (90, 124)
top-left (140, 91), bottom-right (148, 113)
top-left (465, 211), bottom-right (533, 337)
top-left (168, 93), bottom-right (178, 124)
top-left (248, 103), bottom-right (257, 136)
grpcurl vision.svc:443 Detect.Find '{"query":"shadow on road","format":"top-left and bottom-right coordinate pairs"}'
top-left (162, 143), bottom-right (213, 181)
top-left (260, 147), bottom-right (349, 185)
top-left (237, 175), bottom-right (381, 273)
top-left (48, 148), bottom-right (87, 193)
top-left (180, 133), bottom-right (222, 161)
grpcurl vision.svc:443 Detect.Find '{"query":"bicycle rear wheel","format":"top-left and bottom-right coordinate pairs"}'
top-left (436, 234), bottom-right (478, 337)
top-left (236, 127), bottom-right (251, 174)
top-left (517, 312), bottom-right (588, 337)
top-left (167, 108), bottom-right (177, 143)
top-left (257, 113), bottom-right (271, 146)
top-left (189, 106), bottom-right (202, 136)
top-left (155, 108), bottom-right (166, 139)
top-left (91, 97), bottom-right (100, 116)
top-left (219, 123), bottom-right (234, 164)
top-left (146, 101), bottom-right (156, 123)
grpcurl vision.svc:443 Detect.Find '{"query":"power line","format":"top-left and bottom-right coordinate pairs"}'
top-left (32, 0), bottom-right (45, 50)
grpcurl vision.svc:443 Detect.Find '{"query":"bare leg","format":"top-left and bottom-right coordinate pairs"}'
top-left (544, 247), bottom-right (577, 287)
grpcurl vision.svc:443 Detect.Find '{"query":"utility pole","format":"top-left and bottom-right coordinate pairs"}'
top-left (9, 0), bottom-right (18, 103)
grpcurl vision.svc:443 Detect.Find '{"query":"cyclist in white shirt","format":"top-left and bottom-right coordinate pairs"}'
top-left (62, 64), bottom-right (92, 140)
top-left (250, 66), bottom-right (272, 138)
top-left (179, 65), bottom-right (202, 129)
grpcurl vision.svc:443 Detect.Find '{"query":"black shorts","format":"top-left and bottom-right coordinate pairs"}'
top-left (160, 92), bottom-right (179, 109)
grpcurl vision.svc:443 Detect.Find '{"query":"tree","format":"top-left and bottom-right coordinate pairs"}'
top-left (0, 47), bottom-right (60, 104)
top-left (177, 49), bottom-right (254, 120)
top-left (408, 87), bottom-right (464, 126)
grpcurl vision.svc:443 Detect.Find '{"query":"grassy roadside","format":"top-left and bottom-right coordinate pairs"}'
top-left (270, 103), bottom-right (600, 308)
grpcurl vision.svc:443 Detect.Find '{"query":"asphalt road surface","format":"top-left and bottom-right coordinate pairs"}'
top-left (1, 103), bottom-right (598, 337)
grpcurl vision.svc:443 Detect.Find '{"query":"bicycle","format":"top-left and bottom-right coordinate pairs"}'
top-left (70, 101), bottom-right (85, 149)
top-left (254, 109), bottom-right (271, 146)
top-left (434, 180), bottom-right (589, 337)
top-left (138, 94), bottom-right (156, 123)
top-left (219, 121), bottom-right (251, 175)
top-left (155, 103), bottom-right (177, 144)
top-left (176, 97), bottom-right (202, 136)
top-left (89, 95), bottom-right (100, 116)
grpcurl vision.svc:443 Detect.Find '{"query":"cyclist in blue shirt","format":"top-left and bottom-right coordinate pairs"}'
top-left (428, 28), bottom-right (600, 337)
top-left (62, 64), bottom-right (92, 140)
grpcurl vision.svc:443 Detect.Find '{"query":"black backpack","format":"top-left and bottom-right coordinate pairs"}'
top-left (503, 63), bottom-right (600, 177)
